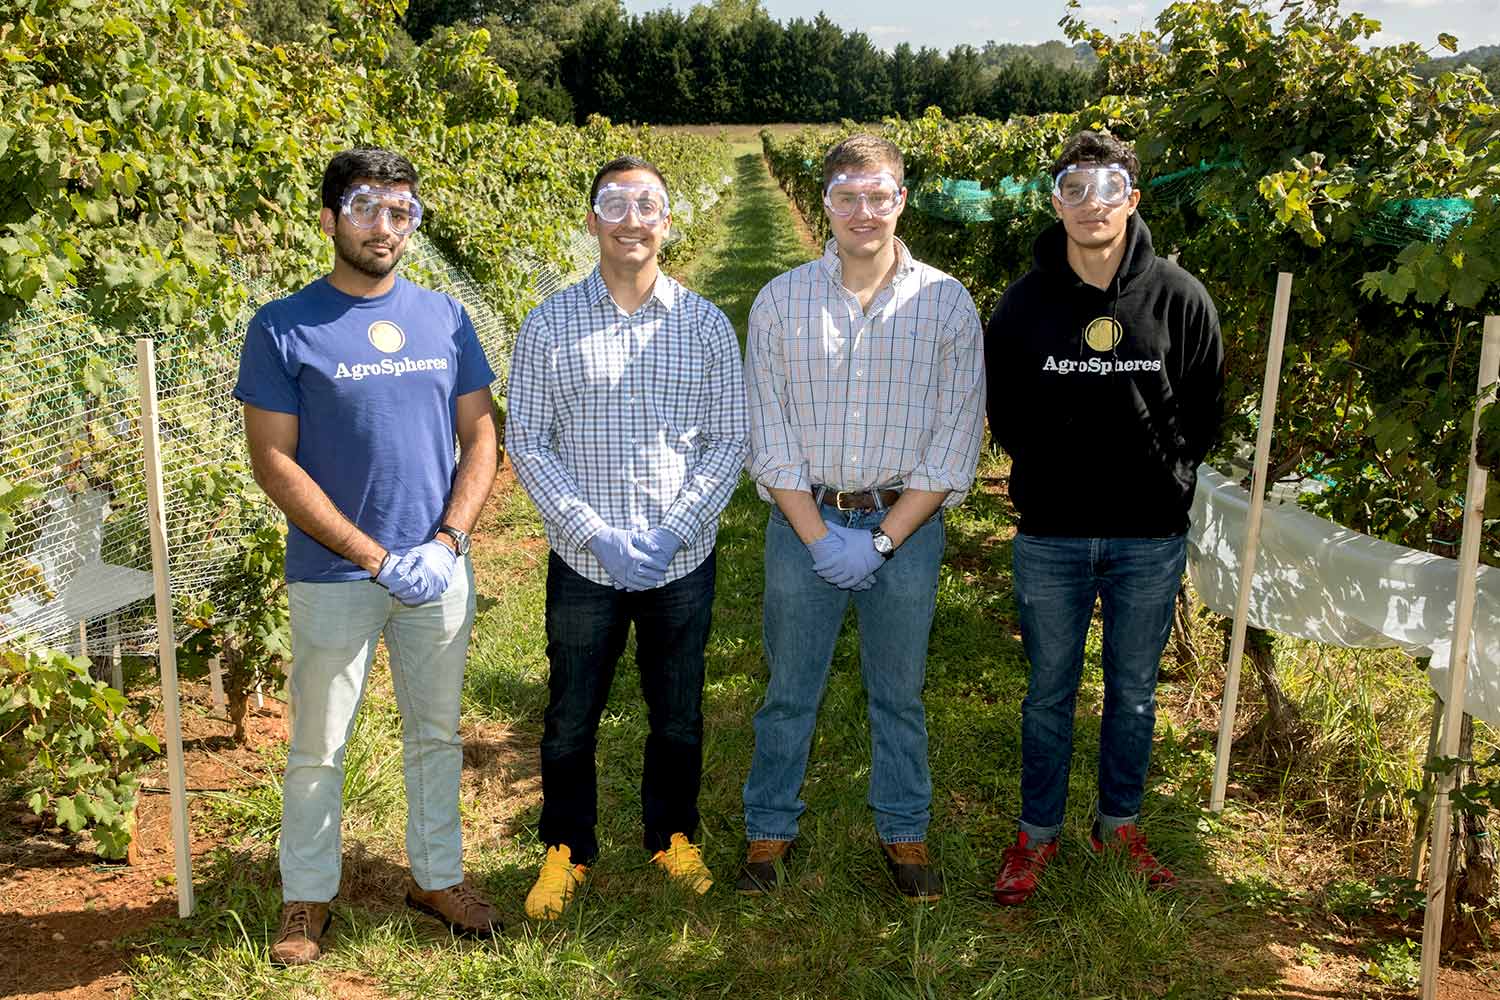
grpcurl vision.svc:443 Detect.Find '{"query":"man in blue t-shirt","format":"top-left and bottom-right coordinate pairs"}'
top-left (234, 149), bottom-right (500, 964)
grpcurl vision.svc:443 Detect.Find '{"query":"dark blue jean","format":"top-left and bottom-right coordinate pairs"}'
top-left (1012, 532), bottom-right (1187, 841)
top-left (539, 549), bottom-right (716, 864)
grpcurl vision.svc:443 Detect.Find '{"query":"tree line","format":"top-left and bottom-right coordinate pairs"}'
top-left (239, 0), bottom-right (1100, 124)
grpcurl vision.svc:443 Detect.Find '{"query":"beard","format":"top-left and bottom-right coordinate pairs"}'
top-left (333, 228), bottom-right (405, 279)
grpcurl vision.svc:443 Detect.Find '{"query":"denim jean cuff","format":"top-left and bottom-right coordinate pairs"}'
top-left (1018, 818), bottom-right (1062, 844)
top-left (1096, 811), bottom-right (1139, 837)
top-left (746, 831), bottom-right (796, 844)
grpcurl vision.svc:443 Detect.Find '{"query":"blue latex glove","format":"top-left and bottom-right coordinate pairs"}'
top-left (634, 527), bottom-right (684, 574)
top-left (805, 529), bottom-right (843, 567)
top-left (804, 524), bottom-right (876, 591)
top-left (378, 540), bottom-right (457, 606)
top-left (589, 526), bottom-right (667, 591)
top-left (375, 550), bottom-right (424, 604)
top-left (810, 521), bottom-right (885, 589)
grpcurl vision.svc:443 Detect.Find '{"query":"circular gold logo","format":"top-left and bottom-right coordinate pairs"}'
top-left (367, 320), bottom-right (406, 353)
top-left (1083, 316), bottom-right (1122, 352)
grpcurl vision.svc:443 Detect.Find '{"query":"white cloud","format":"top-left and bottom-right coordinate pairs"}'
top-left (1076, 3), bottom-right (1150, 25)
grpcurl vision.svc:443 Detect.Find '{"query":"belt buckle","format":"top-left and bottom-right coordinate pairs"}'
top-left (834, 490), bottom-right (859, 511)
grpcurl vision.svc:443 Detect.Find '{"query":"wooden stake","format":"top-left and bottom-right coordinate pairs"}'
top-left (1210, 272), bottom-right (1294, 813)
top-left (135, 338), bottom-right (194, 919)
top-left (107, 615), bottom-right (123, 692)
top-left (1411, 686), bottom-right (1443, 882)
top-left (1421, 316), bottom-right (1500, 999)
top-left (208, 654), bottom-right (226, 716)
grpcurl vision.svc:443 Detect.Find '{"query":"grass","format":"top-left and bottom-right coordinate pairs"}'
top-left (127, 149), bottom-right (1489, 1000)
top-left (677, 148), bottom-right (819, 335)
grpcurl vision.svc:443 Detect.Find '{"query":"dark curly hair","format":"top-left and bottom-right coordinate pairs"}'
top-left (1050, 131), bottom-right (1140, 184)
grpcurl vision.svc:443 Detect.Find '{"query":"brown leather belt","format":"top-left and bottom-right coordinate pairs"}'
top-left (813, 486), bottom-right (903, 511)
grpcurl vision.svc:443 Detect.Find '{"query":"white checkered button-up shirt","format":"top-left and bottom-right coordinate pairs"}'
top-left (745, 238), bottom-right (986, 507)
top-left (508, 268), bottom-right (750, 586)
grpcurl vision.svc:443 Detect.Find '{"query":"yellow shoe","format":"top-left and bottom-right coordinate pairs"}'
top-left (525, 845), bottom-right (588, 920)
top-left (651, 833), bottom-right (713, 894)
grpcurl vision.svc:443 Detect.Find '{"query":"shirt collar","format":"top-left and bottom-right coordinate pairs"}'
top-left (819, 236), bottom-right (916, 287)
top-left (586, 266), bottom-right (677, 313)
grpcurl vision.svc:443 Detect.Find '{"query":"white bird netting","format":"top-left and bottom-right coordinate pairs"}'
top-left (0, 233), bottom-right (598, 660)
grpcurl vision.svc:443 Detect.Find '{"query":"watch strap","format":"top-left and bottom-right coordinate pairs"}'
top-left (437, 524), bottom-right (470, 555)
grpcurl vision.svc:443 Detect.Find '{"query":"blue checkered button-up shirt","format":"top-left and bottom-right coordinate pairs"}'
top-left (508, 267), bottom-right (750, 586)
top-left (745, 239), bottom-right (985, 507)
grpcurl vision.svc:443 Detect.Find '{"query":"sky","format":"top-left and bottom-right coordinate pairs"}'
top-left (621, 0), bottom-right (1500, 53)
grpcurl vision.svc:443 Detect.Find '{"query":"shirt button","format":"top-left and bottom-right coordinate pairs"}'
top-left (849, 454), bottom-right (858, 462)
top-left (852, 411), bottom-right (860, 418)
top-left (855, 370), bottom-right (864, 377)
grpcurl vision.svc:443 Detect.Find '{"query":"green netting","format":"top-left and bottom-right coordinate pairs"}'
top-left (1144, 159), bottom-right (1240, 209)
top-left (909, 176), bottom-right (1051, 223)
top-left (1357, 197), bottom-right (1473, 247)
top-left (907, 158), bottom-right (1476, 250)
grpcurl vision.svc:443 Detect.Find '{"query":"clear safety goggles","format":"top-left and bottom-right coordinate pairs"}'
top-left (1052, 164), bottom-right (1133, 208)
top-left (340, 185), bottom-right (424, 235)
top-left (823, 172), bottom-right (904, 218)
top-left (593, 182), bottom-right (670, 225)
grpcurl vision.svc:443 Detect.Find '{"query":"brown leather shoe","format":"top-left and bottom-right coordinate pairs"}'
top-left (269, 900), bottom-right (332, 966)
top-left (735, 839), bottom-right (794, 894)
top-left (405, 878), bottom-right (501, 937)
top-left (883, 841), bottom-right (943, 902)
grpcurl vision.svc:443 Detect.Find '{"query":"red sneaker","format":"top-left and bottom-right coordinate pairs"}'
top-left (992, 831), bottom-right (1058, 906)
top-left (1090, 821), bottom-right (1176, 889)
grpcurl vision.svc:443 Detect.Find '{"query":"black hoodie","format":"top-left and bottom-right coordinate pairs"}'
top-left (984, 214), bottom-right (1224, 537)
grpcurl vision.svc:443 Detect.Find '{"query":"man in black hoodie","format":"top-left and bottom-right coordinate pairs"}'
top-left (985, 131), bottom-right (1223, 905)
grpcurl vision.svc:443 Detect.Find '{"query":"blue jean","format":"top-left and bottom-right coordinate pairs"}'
top-left (281, 560), bottom-right (476, 902)
top-left (1012, 533), bottom-right (1187, 842)
top-left (742, 506), bottom-right (943, 845)
top-left (539, 549), bottom-right (716, 865)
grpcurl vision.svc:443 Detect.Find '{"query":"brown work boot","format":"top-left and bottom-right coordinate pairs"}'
top-left (405, 877), bottom-right (502, 937)
top-left (882, 841), bottom-right (943, 902)
top-left (269, 900), bottom-right (332, 966)
top-left (735, 839), bottom-right (794, 894)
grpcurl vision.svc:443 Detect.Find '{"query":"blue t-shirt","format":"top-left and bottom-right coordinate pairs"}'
top-left (233, 276), bottom-right (495, 582)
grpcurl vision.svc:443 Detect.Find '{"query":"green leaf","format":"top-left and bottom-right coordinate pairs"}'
top-left (54, 794), bottom-right (84, 832)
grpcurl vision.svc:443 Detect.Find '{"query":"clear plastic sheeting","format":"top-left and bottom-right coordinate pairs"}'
top-left (1188, 465), bottom-right (1500, 726)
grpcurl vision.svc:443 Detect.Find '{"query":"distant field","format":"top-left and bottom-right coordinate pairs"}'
top-left (664, 123), bottom-right (817, 155)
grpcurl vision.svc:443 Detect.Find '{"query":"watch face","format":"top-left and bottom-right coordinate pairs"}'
top-left (872, 530), bottom-right (894, 554)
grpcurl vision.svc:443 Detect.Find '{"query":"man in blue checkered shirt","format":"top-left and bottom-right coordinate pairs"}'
top-left (737, 134), bottom-right (986, 901)
top-left (507, 156), bottom-right (749, 919)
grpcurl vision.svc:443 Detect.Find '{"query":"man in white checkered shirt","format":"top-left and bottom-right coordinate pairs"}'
top-left (507, 156), bottom-right (749, 920)
top-left (737, 134), bottom-right (985, 902)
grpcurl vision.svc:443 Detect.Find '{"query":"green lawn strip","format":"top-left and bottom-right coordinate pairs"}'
top-left (677, 150), bottom-right (816, 339)
top-left (130, 147), bottom-right (1440, 1000)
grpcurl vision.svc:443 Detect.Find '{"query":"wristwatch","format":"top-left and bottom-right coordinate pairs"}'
top-left (437, 524), bottom-right (471, 556)
top-left (871, 527), bottom-right (896, 559)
